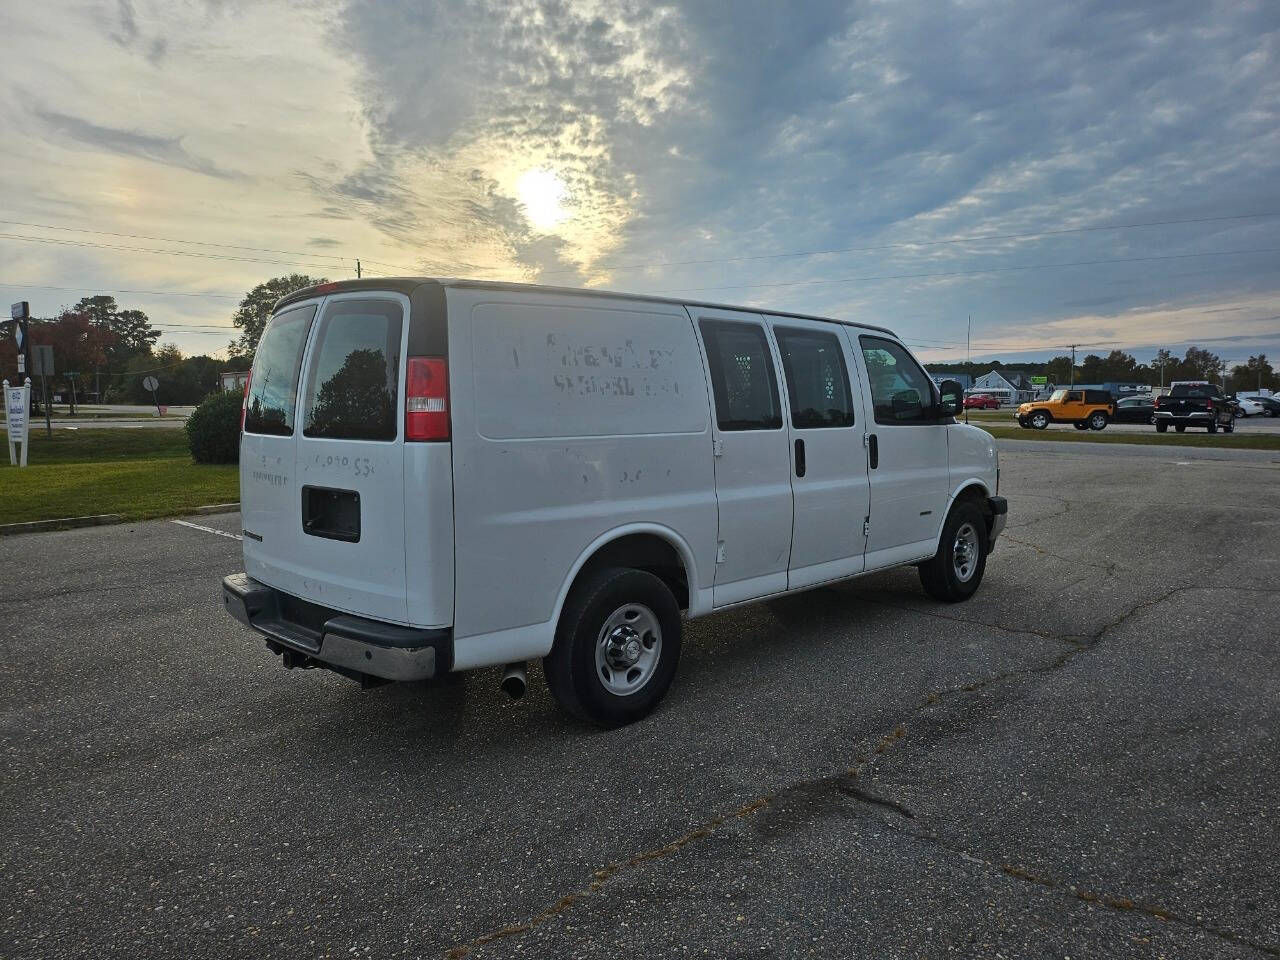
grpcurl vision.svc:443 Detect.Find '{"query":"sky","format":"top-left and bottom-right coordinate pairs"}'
top-left (1, 0), bottom-right (1278, 368)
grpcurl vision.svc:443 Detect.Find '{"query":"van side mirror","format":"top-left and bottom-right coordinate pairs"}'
top-left (937, 379), bottom-right (963, 417)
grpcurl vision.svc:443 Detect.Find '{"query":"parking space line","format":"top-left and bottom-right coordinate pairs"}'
top-left (170, 519), bottom-right (243, 541)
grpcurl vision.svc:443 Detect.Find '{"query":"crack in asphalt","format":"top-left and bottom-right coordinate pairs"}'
top-left (898, 829), bottom-right (1280, 958)
top-left (441, 585), bottom-right (1213, 958)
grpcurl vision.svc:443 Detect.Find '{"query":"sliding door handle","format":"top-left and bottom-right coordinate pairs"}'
top-left (794, 438), bottom-right (806, 478)
top-left (867, 433), bottom-right (879, 469)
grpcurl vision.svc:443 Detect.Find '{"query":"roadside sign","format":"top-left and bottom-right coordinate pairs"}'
top-left (4, 378), bottom-right (31, 466)
top-left (142, 375), bottom-right (162, 415)
top-left (32, 345), bottom-right (55, 376)
top-left (1031, 376), bottom-right (1047, 385)
top-left (10, 302), bottom-right (28, 320)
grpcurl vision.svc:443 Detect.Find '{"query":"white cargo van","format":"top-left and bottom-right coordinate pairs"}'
top-left (223, 279), bottom-right (1006, 725)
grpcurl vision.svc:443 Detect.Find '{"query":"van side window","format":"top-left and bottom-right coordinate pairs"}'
top-left (859, 336), bottom-right (936, 425)
top-left (774, 327), bottom-right (855, 428)
top-left (699, 320), bottom-right (783, 431)
top-left (303, 300), bottom-right (404, 441)
top-left (244, 304), bottom-right (317, 436)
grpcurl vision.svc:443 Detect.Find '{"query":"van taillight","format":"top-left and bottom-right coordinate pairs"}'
top-left (406, 357), bottom-right (449, 441)
top-left (241, 373), bottom-right (251, 431)
top-left (1205, 397), bottom-right (1214, 410)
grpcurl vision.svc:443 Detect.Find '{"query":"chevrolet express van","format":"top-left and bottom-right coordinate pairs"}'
top-left (223, 279), bottom-right (1006, 726)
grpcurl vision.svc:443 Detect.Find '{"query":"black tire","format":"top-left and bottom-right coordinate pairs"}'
top-left (1073, 421), bottom-right (1090, 431)
top-left (543, 567), bottom-right (682, 727)
top-left (1156, 422), bottom-right (1168, 433)
top-left (1030, 411), bottom-right (1049, 430)
top-left (1224, 418), bottom-right (1234, 434)
top-left (1148, 413), bottom-right (1156, 425)
top-left (1089, 412), bottom-right (1109, 431)
top-left (1208, 420), bottom-right (1217, 434)
top-left (1176, 424), bottom-right (1186, 433)
top-left (919, 500), bottom-right (988, 603)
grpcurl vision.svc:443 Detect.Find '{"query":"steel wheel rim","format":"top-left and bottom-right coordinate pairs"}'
top-left (595, 603), bottom-right (662, 696)
top-left (952, 522), bottom-right (980, 583)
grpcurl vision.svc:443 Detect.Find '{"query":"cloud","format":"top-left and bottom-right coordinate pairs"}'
top-left (3, 0), bottom-right (1278, 360)
top-left (34, 108), bottom-right (241, 181)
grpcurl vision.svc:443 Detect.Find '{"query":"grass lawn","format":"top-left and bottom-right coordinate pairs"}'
top-left (978, 424), bottom-right (1280, 450)
top-left (1, 429), bottom-right (238, 526)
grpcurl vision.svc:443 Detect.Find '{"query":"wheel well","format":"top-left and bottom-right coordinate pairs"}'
top-left (572, 534), bottom-right (690, 611)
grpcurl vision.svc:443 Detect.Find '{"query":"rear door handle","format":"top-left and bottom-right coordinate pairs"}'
top-left (868, 434), bottom-right (879, 469)
top-left (794, 438), bottom-right (806, 478)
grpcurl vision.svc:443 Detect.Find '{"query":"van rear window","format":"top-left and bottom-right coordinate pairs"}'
top-left (302, 299), bottom-right (404, 441)
top-left (244, 304), bottom-right (317, 436)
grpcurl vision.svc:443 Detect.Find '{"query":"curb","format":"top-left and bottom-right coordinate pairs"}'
top-left (0, 503), bottom-right (241, 536)
top-left (0, 514), bottom-right (125, 537)
top-left (187, 503), bottom-right (241, 516)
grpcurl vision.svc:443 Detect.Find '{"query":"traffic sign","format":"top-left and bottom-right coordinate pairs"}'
top-left (32, 345), bottom-right (54, 376)
top-left (142, 375), bottom-right (159, 392)
top-left (10, 301), bottom-right (28, 320)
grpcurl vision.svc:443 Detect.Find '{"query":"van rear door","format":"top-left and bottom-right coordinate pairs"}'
top-left (241, 299), bottom-right (320, 598)
top-left (290, 292), bottom-right (411, 623)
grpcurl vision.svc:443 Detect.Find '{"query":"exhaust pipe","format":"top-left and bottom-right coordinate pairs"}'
top-left (500, 662), bottom-right (528, 700)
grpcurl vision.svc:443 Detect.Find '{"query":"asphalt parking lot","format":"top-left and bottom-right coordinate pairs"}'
top-left (3, 445), bottom-right (1278, 959)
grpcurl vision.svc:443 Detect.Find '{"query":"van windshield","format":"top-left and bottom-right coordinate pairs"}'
top-left (244, 304), bottom-right (316, 436)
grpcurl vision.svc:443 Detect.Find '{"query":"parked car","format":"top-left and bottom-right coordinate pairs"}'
top-left (222, 278), bottom-right (1007, 726)
top-left (1112, 395), bottom-right (1156, 424)
top-left (1233, 396), bottom-right (1264, 417)
top-left (1016, 389), bottom-right (1115, 430)
top-left (964, 393), bottom-right (1001, 409)
top-left (1247, 395), bottom-right (1280, 417)
top-left (1153, 382), bottom-right (1235, 433)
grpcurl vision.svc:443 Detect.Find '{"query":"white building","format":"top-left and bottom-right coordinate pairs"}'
top-left (970, 370), bottom-right (1038, 406)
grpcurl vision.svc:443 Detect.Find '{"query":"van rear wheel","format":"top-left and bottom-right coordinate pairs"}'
top-left (919, 500), bottom-right (988, 603)
top-left (544, 567), bottom-right (682, 727)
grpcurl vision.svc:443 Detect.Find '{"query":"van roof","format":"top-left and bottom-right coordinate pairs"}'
top-left (273, 277), bottom-right (896, 337)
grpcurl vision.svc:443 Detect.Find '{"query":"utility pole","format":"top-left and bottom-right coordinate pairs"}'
top-left (1068, 344), bottom-right (1078, 388)
top-left (965, 314), bottom-right (971, 425)
top-left (356, 259), bottom-right (362, 279)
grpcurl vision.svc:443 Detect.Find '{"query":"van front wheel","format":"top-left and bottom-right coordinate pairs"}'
top-left (544, 567), bottom-right (682, 727)
top-left (919, 501), bottom-right (988, 603)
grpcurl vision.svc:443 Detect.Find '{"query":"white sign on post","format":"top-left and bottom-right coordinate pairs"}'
top-left (4, 378), bottom-right (31, 467)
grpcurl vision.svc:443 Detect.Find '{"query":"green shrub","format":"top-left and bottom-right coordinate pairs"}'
top-left (185, 390), bottom-right (243, 464)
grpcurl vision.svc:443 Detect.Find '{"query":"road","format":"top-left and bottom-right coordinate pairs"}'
top-left (2, 448), bottom-right (1278, 958)
top-left (975, 411), bottom-right (1280, 436)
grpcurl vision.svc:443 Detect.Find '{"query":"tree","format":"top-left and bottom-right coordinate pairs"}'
top-left (22, 310), bottom-right (115, 412)
top-left (1179, 346), bottom-right (1222, 381)
top-left (73, 295), bottom-right (160, 398)
top-left (229, 274), bottom-right (326, 358)
top-left (1044, 355), bottom-right (1072, 385)
top-left (1228, 354), bottom-right (1275, 393)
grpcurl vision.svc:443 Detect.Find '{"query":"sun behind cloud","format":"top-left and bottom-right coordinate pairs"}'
top-left (515, 168), bottom-right (570, 232)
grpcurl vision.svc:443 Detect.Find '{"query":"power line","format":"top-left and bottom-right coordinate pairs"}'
top-left (0, 232), bottom-right (344, 272)
top-left (663, 247), bottom-right (1280, 294)
top-left (0, 218), bottom-right (350, 262)
top-left (538, 211), bottom-right (1280, 278)
top-left (0, 281), bottom-right (240, 299)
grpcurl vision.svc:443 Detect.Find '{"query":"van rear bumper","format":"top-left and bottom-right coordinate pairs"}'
top-left (222, 573), bottom-right (451, 682)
